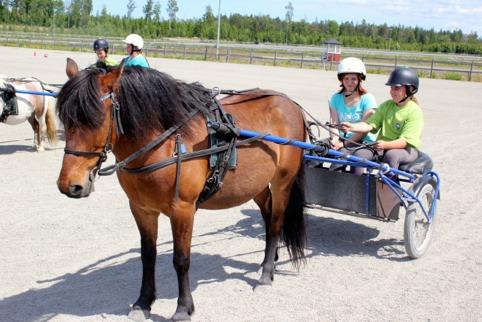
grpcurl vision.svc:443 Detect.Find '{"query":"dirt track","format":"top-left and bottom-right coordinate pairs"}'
top-left (1, 46), bottom-right (482, 322)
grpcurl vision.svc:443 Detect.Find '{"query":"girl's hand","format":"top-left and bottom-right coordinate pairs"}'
top-left (374, 140), bottom-right (387, 150)
top-left (340, 122), bottom-right (351, 133)
top-left (329, 137), bottom-right (344, 150)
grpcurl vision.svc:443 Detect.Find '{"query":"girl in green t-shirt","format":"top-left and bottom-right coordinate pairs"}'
top-left (93, 39), bottom-right (118, 68)
top-left (340, 67), bottom-right (423, 175)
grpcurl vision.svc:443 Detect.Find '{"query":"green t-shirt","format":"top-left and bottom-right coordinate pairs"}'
top-left (104, 56), bottom-right (119, 67)
top-left (366, 99), bottom-right (423, 148)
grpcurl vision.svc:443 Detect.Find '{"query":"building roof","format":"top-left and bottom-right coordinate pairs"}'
top-left (324, 38), bottom-right (341, 45)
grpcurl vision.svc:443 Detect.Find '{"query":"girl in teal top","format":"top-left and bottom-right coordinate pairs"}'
top-left (327, 57), bottom-right (377, 172)
top-left (329, 92), bottom-right (377, 143)
top-left (341, 67), bottom-right (423, 175)
top-left (122, 33), bottom-right (150, 68)
top-left (329, 57), bottom-right (377, 151)
top-left (124, 55), bottom-right (149, 68)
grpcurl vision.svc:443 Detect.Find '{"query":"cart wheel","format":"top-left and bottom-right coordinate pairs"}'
top-left (404, 178), bottom-right (436, 259)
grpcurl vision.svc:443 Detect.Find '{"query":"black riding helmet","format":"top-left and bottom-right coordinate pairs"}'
top-left (385, 67), bottom-right (419, 97)
top-left (93, 39), bottom-right (109, 53)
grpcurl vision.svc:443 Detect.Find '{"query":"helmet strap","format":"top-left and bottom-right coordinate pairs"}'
top-left (397, 96), bottom-right (409, 104)
top-left (344, 90), bottom-right (354, 97)
top-left (397, 85), bottom-right (417, 104)
top-left (344, 82), bottom-right (360, 97)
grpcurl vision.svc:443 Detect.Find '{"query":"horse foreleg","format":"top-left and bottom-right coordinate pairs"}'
top-left (170, 205), bottom-right (196, 321)
top-left (129, 204), bottom-right (159, 321)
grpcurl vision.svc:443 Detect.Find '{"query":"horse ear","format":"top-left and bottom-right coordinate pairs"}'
top-left (66, 58), bottom-right (79, 79)
top-left (111, 59), bottom-right (125, 86)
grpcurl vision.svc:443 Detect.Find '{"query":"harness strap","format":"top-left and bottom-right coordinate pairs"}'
top-left (65, 104), bottom-right (115, 171)
top-left (0, 83), bottom-right (18, 122)
top-left (297, 102), bottom-right (378, 153)
top-left (98, 108), bottom-right (200, 176)
top-left (120, 134), bottom-right (263, 174)
top-left (174, 133), bottom-right (183, 201)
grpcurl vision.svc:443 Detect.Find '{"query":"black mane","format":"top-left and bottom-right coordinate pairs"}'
top-left (57, 66), bottom-right (213, 139)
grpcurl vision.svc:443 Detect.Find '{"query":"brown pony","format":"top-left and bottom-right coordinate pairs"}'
top-left (56, 58), bottom-right (306, 321)
top-left (0, 78), bottom-right (57, 151)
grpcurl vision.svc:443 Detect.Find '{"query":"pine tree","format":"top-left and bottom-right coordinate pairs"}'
top-left (143, 0), bottom-right (153, 20)
top-left (167, 0), bottom-right (178, 30)
top-left (126, 0), bottom-right (135, 19)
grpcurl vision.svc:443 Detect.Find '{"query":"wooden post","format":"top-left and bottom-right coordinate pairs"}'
top-left (430, 58), bottom-right (435, 78)
top-left (300, 52), bottom-right (304, 68)
top-left (469, 61), bottom-right (474, 81)
top-left (249, 48), bottom-right (253, 64)
top-left (183, 45), bottom-right (187, 59)
top-left (204, 46), bottom-right (208, 60)
top-left (273, 51), bottom-right (277, 66)
top-left (226, 48), bottom-right (230, 62)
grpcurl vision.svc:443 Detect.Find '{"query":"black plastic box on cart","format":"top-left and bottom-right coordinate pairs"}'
top-left (303, 164), bottom-right (400, 220)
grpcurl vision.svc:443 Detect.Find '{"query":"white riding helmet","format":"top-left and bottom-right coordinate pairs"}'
top-left (337, 57), bottom-right (366, 80)
top-left (123, 33), bottom-right (144, 50)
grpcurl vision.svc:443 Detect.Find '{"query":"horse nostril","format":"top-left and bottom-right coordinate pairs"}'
top-left (68, 184), bottom-right (84, 197)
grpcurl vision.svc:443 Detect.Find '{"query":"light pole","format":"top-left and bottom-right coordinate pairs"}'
top-left (52, 5), bottom-right (56, 39)
top-left (216, 0), bottom-right (221, 60)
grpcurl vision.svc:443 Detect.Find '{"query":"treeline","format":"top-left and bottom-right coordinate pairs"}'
top-left (1, 0), bottom-right (481, 55)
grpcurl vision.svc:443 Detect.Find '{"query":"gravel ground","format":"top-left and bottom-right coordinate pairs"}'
top-left (1, 46), bottom-right (481, 322)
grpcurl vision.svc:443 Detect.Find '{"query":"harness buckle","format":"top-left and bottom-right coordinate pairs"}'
top-left (211, 86), bottom-right (221, 98)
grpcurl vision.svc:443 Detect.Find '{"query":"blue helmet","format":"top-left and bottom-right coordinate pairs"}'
top-left (93, 39), bottom-right (109, 53)
top-left (386, 67), bottom-right (419, 96)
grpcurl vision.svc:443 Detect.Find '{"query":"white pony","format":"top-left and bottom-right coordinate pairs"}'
top-left (0, 78), bottom-right (58, 151)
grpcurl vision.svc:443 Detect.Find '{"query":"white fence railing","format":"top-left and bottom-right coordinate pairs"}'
top-left (1, 31), bottom-right (481, 81)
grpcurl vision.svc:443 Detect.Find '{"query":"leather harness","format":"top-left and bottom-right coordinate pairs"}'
top-left (0, 83), bottom-right (18, 122)
top-left (64, 89), bottom-right (271, 207)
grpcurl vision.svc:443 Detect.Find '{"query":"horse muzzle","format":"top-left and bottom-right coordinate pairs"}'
top-left (57, 169), bottom-right (96, 198)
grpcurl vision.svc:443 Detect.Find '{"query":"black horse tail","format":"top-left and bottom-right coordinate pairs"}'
top-left (282, 165), bottom-right (307, 268)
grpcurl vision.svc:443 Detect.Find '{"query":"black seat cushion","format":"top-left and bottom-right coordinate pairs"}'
top-left (399, 150), bottom-right (433, 174)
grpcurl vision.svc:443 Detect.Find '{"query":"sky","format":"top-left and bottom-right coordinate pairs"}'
top-left (91, 0), bottom-right (482, 37)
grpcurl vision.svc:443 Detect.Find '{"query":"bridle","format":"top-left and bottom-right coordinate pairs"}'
top-left (62, 89), bottom-right (200, 178)
top-left (63, 91), bottom-right (122, 178)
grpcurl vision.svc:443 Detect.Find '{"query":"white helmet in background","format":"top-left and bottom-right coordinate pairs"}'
top-left (337, 57), bottom-right (366, 80)
top-left (123, 33), bottom-right (144, 50)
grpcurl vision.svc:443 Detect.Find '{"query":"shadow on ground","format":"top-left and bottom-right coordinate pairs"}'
top-left (1, 207), bottom-right (408, 321)
top-left (238, 208), bottom-right (407, 261)
top-left (0, 143), bottom-right (35, 154)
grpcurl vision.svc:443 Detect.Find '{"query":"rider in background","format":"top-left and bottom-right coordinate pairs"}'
top-left (341, 67), bottom-right (423, 175)
top-left (93, 39), bottom-right (118, 67)
top-left (328, 57), bottom-right (377, 170)
top-left (122, 34), bottom-right (149, 68)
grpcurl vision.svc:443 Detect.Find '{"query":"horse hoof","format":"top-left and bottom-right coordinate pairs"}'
top-left (36, 146), bottom-right (45, 152)
top-left (257, 274), bottom-right (273, 286)
top-left (127, 307), bottom-right (150, 321)
top-left (172, 311), bottom-right (191, 321)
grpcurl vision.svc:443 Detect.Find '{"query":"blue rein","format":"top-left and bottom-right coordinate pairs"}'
top-left (14, 89), bottom-right (58, 97)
